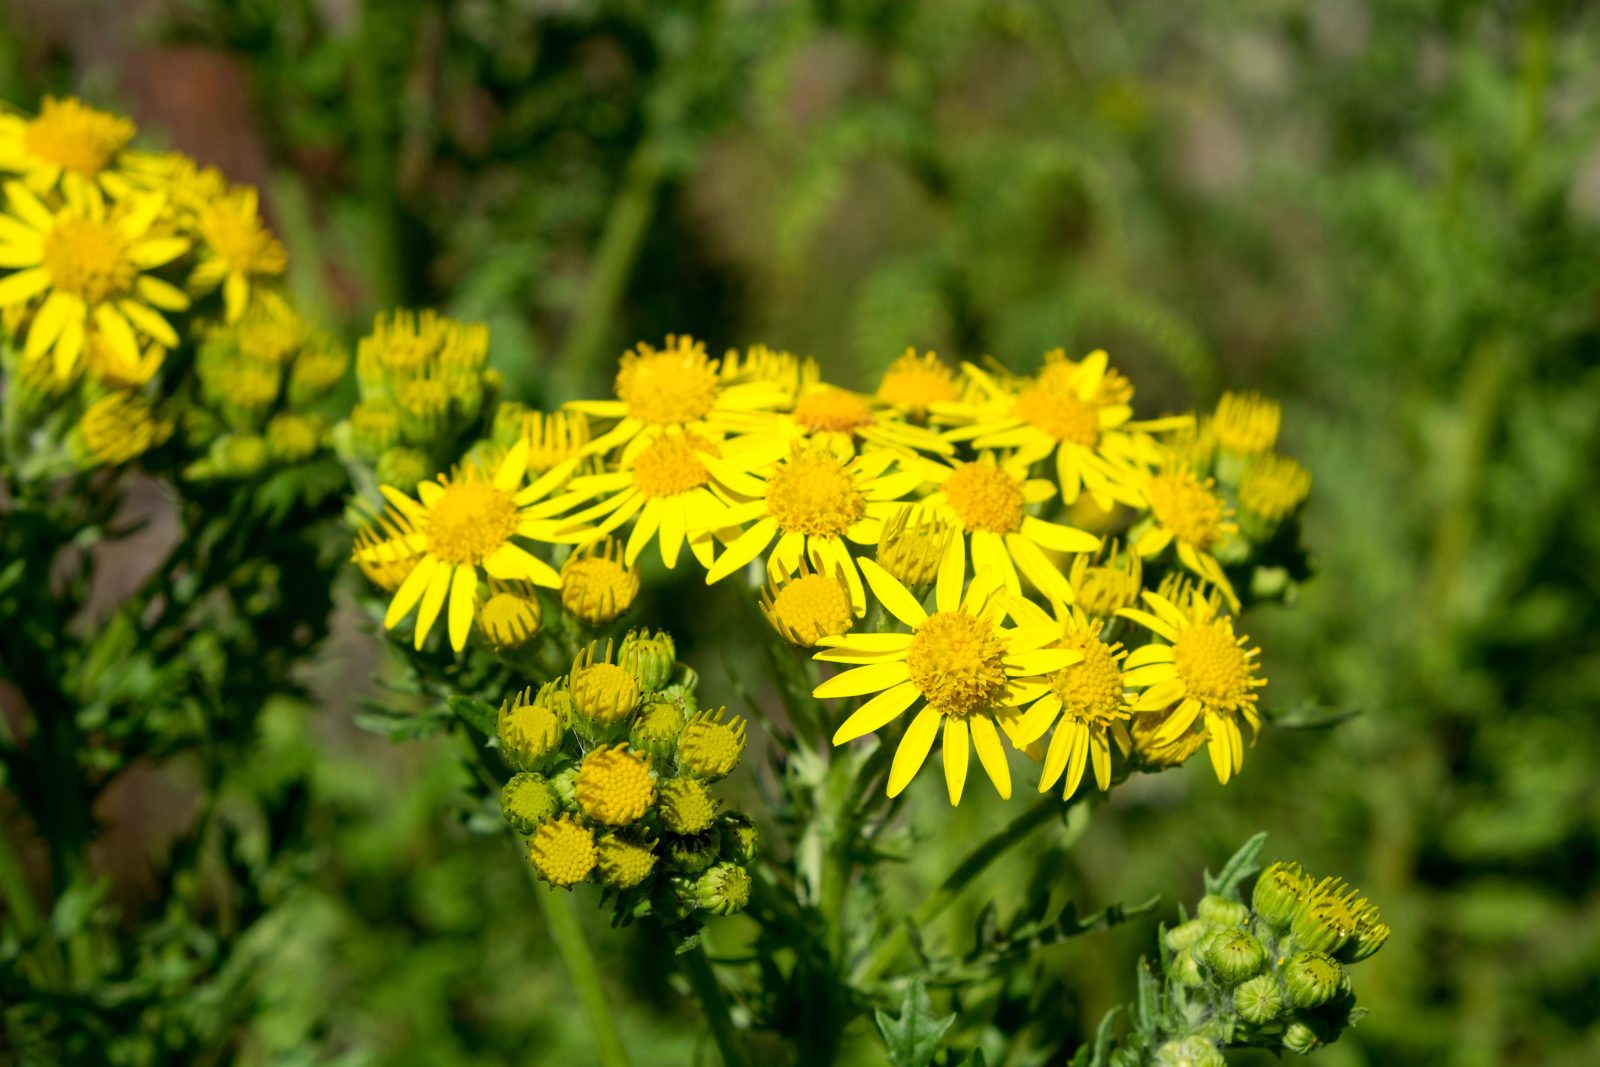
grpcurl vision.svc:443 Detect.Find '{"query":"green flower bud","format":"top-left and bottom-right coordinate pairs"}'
top-left (695, 863), bottom-right (751, 916)
top-left (500, 772), bottom-right (560, 834)
top-left (1252, 861), bottom-right (1311, 928)
top-left (1338, 908), bottom-right (1391, 963)
top-left (1164, 919), bottom-right (1209, 955)
top-left (1233, 974), bottom-right (1284, 1025)
top-left (629, 699), bottom-right (685, 763)
top-left (491, 401), bottom-right (533, 447)
top-left (211, 432), bottom-right (268, 477)
top-left (719, 813), bottom-right (758, 865)
top-left (1197, 894), bottom-right (1251, 928)
top-left (1203, 928), bottom-right (1267, 984)
top-left (621, 628), bottom-right (676, 692)
top-left (1290, 883), bottom-right (1359, 955)
top-left (1153, 1037), bottom-right (1224, 1067)
top-left (664, 830), bottom-right (719, 875)
top-left (1283, 951), bottom-right (1346, 1009)
top-left (596, 832), bottom-right (658, 889)
top-left (265, 412), bottom-right (323, 463)
top-left (550, 767), bottom-right (579, 809)
top-left (1281, 1020), bottom-right (1323, 1056)
top-left (374, 446), bottom-right (429, 489)
top-left (1173, 951), bottom-right (1205, 988)
top-left (350, 400), bottom-right (400, 461)
top-left (658, 777), bottom-right (718, 834)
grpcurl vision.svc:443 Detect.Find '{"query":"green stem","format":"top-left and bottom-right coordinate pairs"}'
top-left (0, 822), bottom-right (65, 987)
top-left (531, 874), bottom-right (633, 1067)
top-left (857, 796), bottom-right (1066, 984)
top-left (681, 942), bottom-right (753, 1067)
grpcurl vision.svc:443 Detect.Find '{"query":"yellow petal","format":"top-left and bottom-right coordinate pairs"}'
top-left (857, 557), bottom-right (927, 628)
top-left (887, 705), bottom-right (941, 797)
top-left (0, 266), bottom-right (49, 307)
top-left (413, 562), bottom-right (453, 650)
top-left (813, 659), bottom-right (913, 700)
top-left (447, 565), bottom-right (477, 651)
top-left (970, 715), bottom-right (1011, 799)
top-left (943, 716), bottom-right (969, 805)
top-left (831, 681), bottom-right (920, 744)
top-left (705, 517), bottom-right (777, 584)
top-left (385, 556), bottom-right (438, 629)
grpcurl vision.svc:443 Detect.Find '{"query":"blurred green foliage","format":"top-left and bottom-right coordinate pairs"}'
top-left (2, 0), bottom-right (1598, 1063)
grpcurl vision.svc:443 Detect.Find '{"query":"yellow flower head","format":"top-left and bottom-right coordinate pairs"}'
top-left (76, 390), bottom-right (170, 466)
top-left (478, 579), bottom-right (543, 649)
top-left (497, 683), bottom-right (570, 768)
top-left (570, 640), bottom-right (642, 725)
top-left (86, 330), bottom-right (163, 388)
top-left (816, 561), bottom-right (1080, 804)
top-left (355, 440), bottom-right (575, 651)
top-left (1012, 603), bottom-right (1132, 798)
top-left (0, 182), bottom-right (190, 379)
top-left (1068, 538), bottom-right (1143, 619)
top-left (265, 411), bottom-right (322, 464)
top-left (352, 511), bottom-right (420, 592)
top-left (597, 832), bottom-right (659, 889)
top-left (719, 343), bottom-right (808, 404)
top-left (575, 744), bottom-right (656, 826)
top-left (356, 308), bottom-right (489, 396)
top-left (1134, 465), bottom-right (1240, 609)
top-left (1239, 455), bottom-right (1312, 524)
top-left (678, 709), bottom-right (747, 781)
top-left (1118, 589), bottom-right (1266, 784)
top-left (918, 453), bottom-right (1101, 605)
top-left (1214, 391), bottom-right (1281, 455)
top-left (658, 777), bottom-right (718, 834)
top-left (876, 507), bottom-right (954, 591)
top-left (560, 538), bottom-right (640, 626)
top-left (0, 97), bottom-right (136, 195)
top-left (760, 560), bottom-right (856, 648)
top-left (520, 409), bottom-right (592, 472)
top-left (191, 187), bottom-right (287, 321)
top-left (529, 815), bottom-right (597, 887)
top-left (875, 348), bottom-right (960, 420)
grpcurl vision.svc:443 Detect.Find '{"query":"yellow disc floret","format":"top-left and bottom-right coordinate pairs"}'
top-left (678, 710), bottom-right (747, 780)
top-left (658, 778), bottom-right (718, 834)
top-left (761, 566), bottom-right (855, 647)
top-left (1172, 617), bottom-right (1261, 716)
top-left (528, 816), bottom-right (597, 887)
top-left (615, 335), bottom-right (720, 426)
top-left (575, 745), bottom-right (656, 826)
top-left (1049, 631), bottom-right (1128, 728)
top-left (906, 610), bottom-right (1008, 716)
top-left (498, 685), bottom-right (569, 767)
top-left (1012, 384), bottom-right (1100, 446)
top-left (1145, 469), bottom-right (1228, 550)
top-left (597, 833), bottom-right (659, 889)
top-left (570, 642), bottom-right (642, 725)
top-left (422, 469), bottom-right (520, 566)
top-left (792, 387), bottom-right (874, 435)
top-left (479, 587), bottom-right (542, 649)
top-left (875, 348), bottom-right (959, 418)
top-left (560, 538), bottom-right (640, 626)
top-left (631, 431), bottom-right (717, 499)
top-left (764, 447), bottom-right (865, 536)
top-left (42, 216), bottom-right (136, 304)
top-left (939, 460), bottom-right (1025, 534)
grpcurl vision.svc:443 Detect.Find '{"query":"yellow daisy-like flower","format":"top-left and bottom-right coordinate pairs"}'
top-left (947, 350), bottom-right (1183, 509)
top-left (529, 816), bottom-right (597, 887)
top-left (734, 379), bottom-right (956, 460)
top-left (1067, 538), bottom-right (1143, 619)
top-left (76, 390), bottom-right (171, 466)
top-left (575, 745), bottom-right (656, 826)
top-left (916, 453), bottom-right (1101, 605)
top-left (1132, 465), bottom-right (1240, 609)
top-left (568, 334), bottom-right (788, 456)
top-left (874, 348), bottom-right (962, 421)
top-left (559, 537), bottom-right (640, 625)
top-left (355, 440), bottom-right (576, 651)
top-left (1239, 454), bottom-right (1312, 524)
top-left (0, 97), bottom-right (136, 197)
top-left (759, 559), bottom-right (856, 647)
top-left (1214, 391), bottom-right (1281, 456)
top-left (189, 187), bottom-right (287, 322)
top-left (0, 182), bottom-right (190, 379)
top-left (1011, 602), bottom-right (1132, 798)
top-left (815, 560), bottom-right (1079, 804)
top-left (702, 443), bottom-right (922, 608)
top-left (1117, 590), bottom-right (1266, 784)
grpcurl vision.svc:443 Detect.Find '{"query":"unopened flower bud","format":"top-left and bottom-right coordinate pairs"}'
top-left (1338, 909), bottom-right (1391, 963)
top-left (374, 446), bottom-right (429, 490)
top-left (500, 773), bottom-right (560, 835)
top-left (1233, 974), bottom-right (1283, 1025)
top-left (497, 685), bottom-right (568, 770)
top-left (1197, 895), bottom-right (1251, 928)
top-left (620, 628), bottom-right (676, 692)
top-left (664, 830), bottom-right (720, 875)
top-left (695, 862), bottom-right (751, 915)
top-left (1283, 951), bottom-right (1346, 1009)
top-left (528, 815), bottom-right (596, 888)
top-left (677, 710), bottom-right (746, 781)
top-left (1153, 1036), bottom-right (1224, 1067)
top-left (1290, 883), bottom-right (1359, 955)
top-left (570, 642), bottom-right (642, 727)
top-left (1281, 1020), bottom-right (1323, 1056)
top-left (629, 699), bottom-right (685, 762)
top-left (719, 814), bottom-right (758, 865)
top-left (1204, 929), bottom-right (1266, 984)
top-left (1252, 861), bottom-right (1310, 928)
top-left (658, 777), bottom-right (718, 834)
top-left (1164, 919), bottom-right (1209, 955)
top-left (596, 832), bottom-right (658, 889)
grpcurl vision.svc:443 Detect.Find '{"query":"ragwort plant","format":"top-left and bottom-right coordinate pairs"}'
top-left (1, 97), bottom-right (1389, 1066)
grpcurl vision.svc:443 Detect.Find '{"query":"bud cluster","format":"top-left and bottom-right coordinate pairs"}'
top-left (495, 626), bottom-right (755, 924)
top-left (1117, 859), bottom-right (1389, 1064)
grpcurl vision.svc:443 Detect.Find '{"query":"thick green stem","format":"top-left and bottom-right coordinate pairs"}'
top-left (532, 874), bottom-right (633, 1067)
top-left (681, 942), bottom-right (753, 1067)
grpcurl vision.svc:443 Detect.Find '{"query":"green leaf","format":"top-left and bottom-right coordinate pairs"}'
top-left (447, 695), bottom-right (498, 736)
top-left (1263, 700), bottom-right (1361, 730)
top-left (1204, 833), bottom-right (1269, 899)
top-left (875, 979), bottom-right (956, 1067)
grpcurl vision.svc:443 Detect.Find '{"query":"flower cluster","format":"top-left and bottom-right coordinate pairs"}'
top-left (354, 337), bottom-right (1310, 806)
top-left (0, 97), bottom-right (337, 478)
top-left (1122, 859), bottom-right (1389, 1064)
top-left (496, 629), bottom-right (756, 919)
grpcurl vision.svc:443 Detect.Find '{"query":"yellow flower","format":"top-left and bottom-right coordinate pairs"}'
top-left (718, 343), bottom-right (808, 404)
top-left (1239, 455), bottom-right (1311, 524)
top-left (597, 833), bottom-right (659, 889)
top-left (559, 538), bottom-right (640, 625)
top-left (352, 511), bottom-right (421, 592)
top-left (874, 348), bottom-right (961, 420)
top-left (570, 640), bottom-right (643, 725)
top-left (916, 452), bottom-right (1101, 605)
top-left (703, 443), bottom-right (922, 609)
top-left (76, 390), bottom-right (170, 466)
top-left (658, 778), bottom-right (718, 833)
top-left (1117, 590), bottom-right (1266, 784)
top-left (1214, 391), bottom-right (1280, 456)
top-left (1132, 465), bottom-right (1240, 610)
top-left (85, 330), bottom-right (163, 388)
top-left (815, 560), bottom-right (1079, 804)
top-left (0, 182), bottom-right (190, 379)
top-left (519, 409), bottom-right (592, 472)
top-left (529, 816), bottom-right (597, 887)
top-left (739, 380), bottom-right (956, 460)
top-left (478, 580), bottom-right (543, 649)
top-left (497, 684), bottom-right (570, 768)
top-left (1067, 538), bottom-right (1143, 619)
top-left (759, 560), bottom-right (856, 647)
top-left (355, 308), bottom-right (489, 398)
top-left (189, 187), bottom-right (287, 321)
top-left (575, 745), bottom-right (656, 826)
top-left (567, 334), bottom-right (788, 455)
top-left (875, 507), bottom-right (954, 591)
top-left (354, 440), bottom-right (576, 651)
top-left (0, 97), bottom-right (136, 197)
top-left (946, 349), bottom-right (1184, 509)
top-left (1011, 602), bottom-right (1132, 798)
top-left (678, 710), bottom-right (747, 781)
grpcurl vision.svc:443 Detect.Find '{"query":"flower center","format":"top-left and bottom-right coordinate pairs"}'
top-left (792, 387), bottom-right (874, 434)
top-left (575, 746), bottom-right (656, 826)
top-left (616, 344), bottom-right (719, 425)
top-left (765, 449), bottom-right (865, 536)
top-left (1172, 620), bottom-right (1255, 711)
top-left (631, 433), bottom-right (717, 498)
top-left (1012, 385), bottom-right (1099, 446)
top-left (906, 610), bottom-right (1009, 716)
top-left (561, 553), bottom-right (640, 624)
top-left (200, 197), bottom-right (285, 273)
top-left (770, 572), bottom-right (854, 645)
top-left (876, 351), bottom-right (959, 416)
top-left (23, 99), bottom-right (134, 176)
top-left (42, 218), bottom-right (137, 304)
top-left (1146, 470), bottom-right (1226, 549)
top-left (529, 817), bottom-right (596, 887)
top-left (1049, 632), bottom-right (1126, 725)
top-left (424, 475), bottom-right (519, 565)
top-left (480, 592), bottom-right (541, 648)
top-left (941, 462), bottom-right (1025, 534)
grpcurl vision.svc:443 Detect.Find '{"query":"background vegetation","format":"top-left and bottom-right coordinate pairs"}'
top-left (2, 1), bottom-right (1597, 1064)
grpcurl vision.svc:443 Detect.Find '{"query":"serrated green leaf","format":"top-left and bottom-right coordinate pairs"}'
top-left (874, 979), bottom-right (956, 1067)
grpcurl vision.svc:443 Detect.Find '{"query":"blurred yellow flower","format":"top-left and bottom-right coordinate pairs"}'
top-left (0, 97), bottom-right (136, 197)
top-left (190, 187), bottom-right (287, 321)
